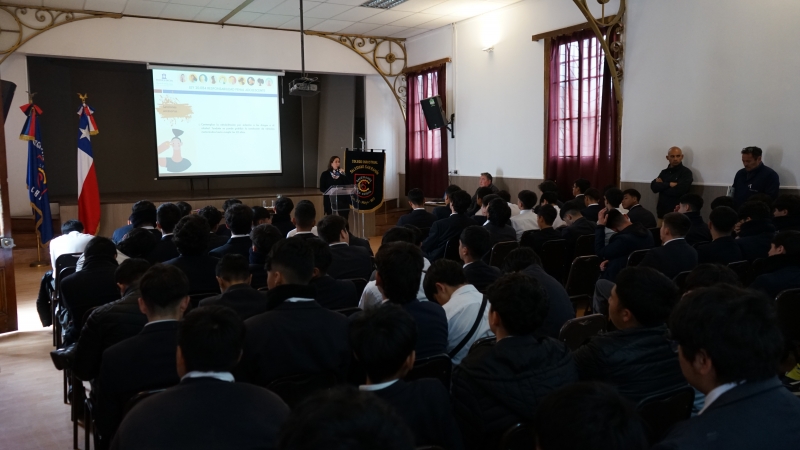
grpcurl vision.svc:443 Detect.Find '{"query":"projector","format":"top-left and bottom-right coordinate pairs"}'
top-left (289, 77), bottom-right (319, 96)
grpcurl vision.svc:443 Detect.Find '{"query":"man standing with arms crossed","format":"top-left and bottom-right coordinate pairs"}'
top-left (650, 147), bottom-right (693, 220)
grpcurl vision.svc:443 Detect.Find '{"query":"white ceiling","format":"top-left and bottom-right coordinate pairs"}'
top-left (15, 0), bottom-right (521, 39)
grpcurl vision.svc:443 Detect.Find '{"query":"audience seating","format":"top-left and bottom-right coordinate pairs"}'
top-left (489, 241), bottom-right (519, 268)
top-left (122, 389), bottom-right (167, 418)
top-left (752, 257), bottom-right (767, 278)
top-left (626, 249), bottom-right (650, 267)
top-left (540, 239), bottom-right (567, 281)
top-left (52, 253), bottom-right (82, 347)
top-left (573, 234), bottom-right (595, 258)
top-left (649, 227), bottom-right (662, 247)
top-left (636, 385), bottom-right (695, 445)
top-left (267, 372), bottom-right (338, 409)
top-left (558, 314), bottom-right (606, 351)
top-left (727, 260), bottom-right (753, 286)
top-left (333, 307), bottom-right (363, 317)
top-left (345, 278), bottom-right (369, 297)
top-left (673, 271), bottom-right (692, 294)
top-left (564, 255), bottom-right (601, 313)
top-left (188, 292), bottom-right (219, 311)
top-left (499, 423), bottom-right (536, 450)
top-left (404, 353), bottom-right (452, 388)
top-left (444, 236), bottom-right (461, 262)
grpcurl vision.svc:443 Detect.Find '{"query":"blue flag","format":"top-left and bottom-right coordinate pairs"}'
top-left (21, 103), bottom-right (54, 244)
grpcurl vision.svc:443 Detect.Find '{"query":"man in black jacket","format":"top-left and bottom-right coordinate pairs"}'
top-left (736, 200), bottom-right (777, 261)
top-left (94, 264), bottom-right (189, 446)
top-left (422, 190), bottom-right (475, 261)
top-left (732, 146), bottom-right (780, 208)
top-left (199, 254), bottom-right (267, 320)
top-left (520, 204), bottom-right (561, 255)
top-left (318, 214), bottom-right (372, 280)
top-left (580, 188), bottom-right (603, 222)
top-left (397, 188), bottom-right (436, 229)
top-left (650, 147), bottom-right (693, 219)
top-left (112, 306), bottom-right (289, 450)
top-left (655, 286), bottom-right (800, 449)
top-left (216, 198), bottom-right (242, 238)
top-left (451, 273), bottom-right (578, 450)
top-left (147, 203), bottom-right (181, 263)
top-left (197, 205), bottom-right (229, 251)
top-left (308, 239), bottom-right (359, 310)
top-left (677, 193), bottom-right (712, 245)
top-left (459, 226), bottom-right (501, 292)
top-left (560, 205), bottom-right (596, 256)
top-left (237, 238), bottom-right (351, 387)
top-left (249, 224), bottom-right (283, 289)
top-left (773, 194), bottom-right (800, 232)
top-left (210, 204), bottom-right (254, 258)
top-left (271, 197), bottom-right (295, 237)
top-left (165, 215), bottom-right (220, 294)
top-left (467, 173), bottom-right (500, 216)
top-left (697, 206), bottom-right (744, 265)
top-left (575, 267), bottom-right (686, 403)
top-left (349, 305), bottom-right (463, 450)
top-left (621, 188), bottom-right (657, 228)
top-left (432, 184), bottom-right (462, 222)
top-left (750, 231), bottom-right (800, 298)
top-left (640, 212), bottom-right (698, 279)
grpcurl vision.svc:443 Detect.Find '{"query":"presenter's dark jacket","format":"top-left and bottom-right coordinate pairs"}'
top-left (463, 261), bottom-right (501, 293)
top-left (520, 264), bottom-right (574, 339)
top-left (95, 321), bottom-right (180, 444)
top-left (310, 275), bottom-right (359, 310)
top-left (209, 236), bottom-right (252, 259)
top-left (596, 223), bottom-right (654, 282)
top-left (520, 227), bottom-right (562, 256)
top-left (653, 377), bottom-right (800, 450)
top-left (147, 235), bottom-right (179, 263)
top-left (61, 255), bottom-right (120, 344)
top-left (684, 211), bottom-right (712, 246)
top-left (696, 236), bottom-right (744, 265)
top-left (111, 376), bottom-right (289, 450)
top-left (560, 217), bottom-right (596, 255)
top-left (319, 170), bottom-right (351, 215)
top-left (733, 162), bottom-right (780, 208)
top-left (236, 284), bottom-right (351, 387)
top-left (72, 286), bottom-right (146, 382)
top-left (327, 243), bottom-right (373, 280)
top-left (198, 283), bottom-right (268, 321)
top-left (573, 324), bottom-right (687, 404)
top-left (650, 163), bottom-right (693, 218)
top-left (397, 208), bottom-right (436, 229)
top-left (271, 214), bottom-right (295, 237)
top-left (451, 336), bottom-right (578, 450)
top-left (422, 213), bottom-right (476, 261)
top-left (164, 254), bottom-right (221, 294)
top-left (484, 223), bottom-right (516, 245)
top-left (639, 238), bottom-right (699, 279)
top-left (395, 298), bottom-right (448, 359)
top-left (774, 215), bottom-right (800, 232)
top-left (735, 218), bottom-right (776, 261)
top-left (626, 204), bottom-right (657, 229)
top-left (369, 379), bottom-right (464, 450)
top-left (349, 232), bottom-right (374, 256)
top-left (581, 204), bottom-right (603, 222)
top-left (749, 254), bottom-right (800, 299)
top-left (433, 205), bottom-right (451, 221)
top-left (249, 249), bottom-right (267, 289)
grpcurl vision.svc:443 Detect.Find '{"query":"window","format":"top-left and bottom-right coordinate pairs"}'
top-left (405, 64), bottom-right (448, 196)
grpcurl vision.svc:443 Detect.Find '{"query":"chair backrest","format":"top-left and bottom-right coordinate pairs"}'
top-left (489, 241), bottom-right (519, 268)
top-left (267, 372), bottom-right (339, 409)
top-left (564, 256), bottom-right (601, 297)
top-left (334, 307), bottom-right (363, 317)
top-left (499, 423), bottom-right (536, 450)
top-left (727, 260), bottom-right (752, 286)
top-left (573, 234), bottom-right (595, 258)
top-left (55, 252), bottom-right (82, 272)
top-left (558, 314), bottom-right (607, 351)
top-left (672, 271), bottom-right (692, 294)
top-left (444, 236), bottom-right (461, 262)
top-left (627, 249), bottom-right (651, 267)
top-left (122, 388), bottom-right (166, 418)
top-left (637, 385), bottom-right (695, 445)
top-left (417, 227), bottom-right (431, 241)
top-left (345, 278), bottom-right (369, 297)
top-left (752, 257), bottom-right (767, 278)
top-left (404, 353), bottom-right (452, 388)
top-left (540, 239), bottom-right (567, 280)
top-left (776, 288), bottom-right (800, 346)
top-left (188, 292), bottom-right (219, 310)
top-left (57, 266), bottom-right (77, 300)
top-left (649, 227), bottom-right (662, 247)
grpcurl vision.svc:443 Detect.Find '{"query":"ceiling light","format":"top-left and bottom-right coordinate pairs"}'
top-left (361, 0), bottom-right (410, 9)
top-left (482, 47), bottom-right (494, 52)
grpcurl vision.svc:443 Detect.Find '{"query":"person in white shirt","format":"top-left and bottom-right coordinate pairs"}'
top-left (286, 200), bottom-right (318, 238)
top-left (49, 219), bottom-right (95, 271)
top-left (510, 190), bottom-right (539, 240)
top-left (496, 190), bottom-right (521, 217)
top-left (423, 259), bottom-right (493, 365)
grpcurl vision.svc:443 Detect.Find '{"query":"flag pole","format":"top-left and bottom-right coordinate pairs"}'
top-left (29, 215), bottom-right (49, 267)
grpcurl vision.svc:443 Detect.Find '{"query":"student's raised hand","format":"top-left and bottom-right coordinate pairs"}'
top-left (597, 208), bottom-right (608, 226)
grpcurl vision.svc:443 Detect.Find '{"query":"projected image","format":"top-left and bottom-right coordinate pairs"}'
top-left (158, 129), bottom-right (192, 173)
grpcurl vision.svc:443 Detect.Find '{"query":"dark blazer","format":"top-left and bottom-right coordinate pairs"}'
top-left (291, 232), bottom-right (320, 241)
top-left (310, 275), bottom-right (359, 310)
top-left (164, 254), bottom-right (221, 294)
top-left (736, 218), bottom-right (777, 261)
top-left (210, 236), bottom-right (252, 259)
top-left (749, 255), bottom-right (800, 299)
top-left (370, 379), bottom-right (464, 450)
top-left (560, 217), bottom-right (596, 256)
top-left (271, 214), bottom-right (295, 237)
top-left (399, 299), bottom-right (449, 359)
top-left (206, 232), bottom-right (229, 253)
top-left (199, 284), bottom-right (268, 320)
top-left (684, 211), bottom-right (712, 246)
top-left (520, 264), bottom-right (574, 338)
top-left (327, 244), bottom-right (373, 280)
top-left (111, 224), bottom-right (133, 245)
top-left (639, 238), bottom-right (699, 279)
top-left (398, 209), bottom-right (436, 229)
top-left (111, 377), bottom-right (289, 450)
top-left (774, 215), bottom-right (800, 232)
top-left (463, 261), bottom-right (501, 293)
top-left (216, 225), bottom-right (232, 237)
top-left (654, 377), bottom-right (800, 450)
top-left (468, 184), bottom-right (499, 215)
top-left (596, 223), bottom-right (654, 281)
top-left (61, 256), bottom-right (121, 344)
top-left (484, 223), bottom-right (517, 245)
top-left (236, 285), bottom-right (351, 387)
top-left (650, 163), bottom-right (693, 218)
top-left (95, 321), bottom-right (181, 443)
top-left (520, 227), bottom-right (562, 255)
top-left (471, 214), bottom-right (487, 226)
top-left (581, 204), bottom-right (603, 222)
top-left (626, 204), bottom-right (657, 229)
top-left (696, 236), bottom-right (744, 265)
top-left (249, 249), bottom-right (267, 289)
top-left (422, 213), bottom-right (476, 261)
top-left (349, 232), bottom-right (374, 256)
top-left (733, 163), bottom-right (780, 207)
top-left (432, 205), bottom-right (451, 221)
top-left (147, 235), bottom-right (179, 263)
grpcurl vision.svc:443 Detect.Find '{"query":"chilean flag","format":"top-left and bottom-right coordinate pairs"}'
top-left (77, 103), bottom-right (100, 235)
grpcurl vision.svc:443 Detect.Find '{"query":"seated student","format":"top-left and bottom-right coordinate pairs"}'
top-left (423, 260), bottom-right (493, 365)
top-left (469, 186), bottom-right (495, 218)
top-left (165, 215), bottom-right (220, 294)
top-left (575, 267), bottom-right (686, 403)
top-left (422, 190), bottom-right (475, 261)
top-left (237, 238), bottom-right (351, 386)
top-left (115, 228), bottom-right (158, 264)
top-left (697, 206), bottom-right (744, 265)
top-left (581, 188), bottom-right (603, 222)
top-left (501, 248), bottom-right (574, 338)
top-left (451, 273), bottom-right (578, 450)
top-left (147, 203), bottom-right (181, 263)
top-left (249, 224), bottom-right (282, 289)
top-left (197, 205), bottom-right (229, 251)
top-left (571, 178), bottom-right (591, 205)
top-left (175, 201), bottom-right (192, 218)
top-left (459, 226), bottom-right (502, 293)
top-left (773, 194), bottom-right (800, 232)
top-left (271, 197), bottom-right (295, 237)
top-left (111, 201), bottom-right (160, 244)
top-left (677, 194), bottom-right (712, 245)
top-left (317, 214), bottom-right (372, 280)
top-left (534, 382), bottom-right (648, 450)
top-left (308, 239), bottom-right (359, 310)
top-left (484, 198), bottom-right (516, 244)
top-left (349, 305), bottom-right (464, 449)
top-left (346, 222), bottom-right (374, 256)
top-left (560, 205), bottom-right (596, 255)
top-left (95, 264), bottom-right (189, 446)
top-left (199, 254), bottom-right (267, 320)
top-left (210, 204), bottom-right (255, 258)
top-left (600, 187), bottom-right (629, 245)
top-left (49, 219), bottom-right (94, 274)
top-left (112, 306), bottom-right (289, 450)
top-left (277, 386), bottom-right (415, 450)
top-left (61, 237), bottom-right (121, 345)
top-left (287, 200), bottom-right (319, 239)
top-left (534, 180), bottom-right (564, 214)
top-left (655, 286), bottom-right (800, 450)
top-left (596, 209), bottom-right (654, 282)
top-left (520, 204), bottom-right (562, 255)
top-left (710, 195), bottom-right (735, 210)
top-left (736, 200), bottom-right (777, 261)
top-left (539, 192), bottom-right (566, 228)
top-left (683, 263), bottom-right (742, 293)
top-left (496, 190), bottom-right (521, 217)
top-left (750, 231), bottom-right (800, 298)
top-left (252, 205), bottom-right (271, 227)
top-left (621, 188), bottom-right (657, 228)
top-left (217, 198), bottom-right (242, 238)
top-left (432, 184), bottom-right (462, 222)
top-left (510, 189), bottom-right (539, 240)
top-left (397, 188), bottom-right (436, 229)
top-left (640, 212), bottom-right (699, 279)
top-left (470, 192), bottom-right (496, 226)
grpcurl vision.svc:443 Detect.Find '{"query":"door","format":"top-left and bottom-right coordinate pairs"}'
top-left (0, 87), bottom-right (18, 333)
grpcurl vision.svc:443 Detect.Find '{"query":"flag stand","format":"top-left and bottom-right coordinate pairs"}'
top-left (29, 213), bottom-right (49, 267)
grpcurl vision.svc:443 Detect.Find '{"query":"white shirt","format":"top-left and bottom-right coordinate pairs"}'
top-left (699, 382), bottom-right (742, 414)
top-left (230, 233), bottom-right (249, 239)
top-left (359, 257), bottom-right (431, 311)
top-left (287, 226), bottom-right (318, 238)
top-left (510, 210), bottom-right (539, 240)
top-left (551, 205), bottom-right (566, 229)
top-left (285, 296), bottom-right (315, 303)
top-left (662, 237), bottom-right (685, 246)
top-left (49, 231), bottom-right (94, 271)
top-left (181, 371), bottom-right (235, 382)
top-left (507, 202), bottom-right (521, 217)
top-left (442, 284), bottom-right (494, 365)
top-left (359, 379), bottom-right (399, 391)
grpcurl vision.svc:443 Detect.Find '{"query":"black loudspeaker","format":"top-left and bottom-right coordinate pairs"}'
top-left (0, 80), bottom-right (16, 124)
top-left (420, 95), bottom-right (447, 130)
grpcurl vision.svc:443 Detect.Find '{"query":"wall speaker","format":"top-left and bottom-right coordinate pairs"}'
top-left (420, 95), bottom-right (447, 130)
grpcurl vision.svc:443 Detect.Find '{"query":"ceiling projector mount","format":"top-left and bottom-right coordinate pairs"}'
top-left (290, 0), bottom-right (319, 97)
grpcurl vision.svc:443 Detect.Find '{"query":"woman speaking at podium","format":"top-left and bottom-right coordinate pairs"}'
top-left (319, 155), bottom-right (351, 222)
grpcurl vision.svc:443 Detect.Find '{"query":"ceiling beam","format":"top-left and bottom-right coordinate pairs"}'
top-left (218, 0), bottom-right (256, 24)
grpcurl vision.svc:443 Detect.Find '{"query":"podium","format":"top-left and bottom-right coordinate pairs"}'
top-left (323, 185), bottom-right (363, 237)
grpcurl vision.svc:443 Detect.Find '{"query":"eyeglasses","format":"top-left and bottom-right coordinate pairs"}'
top-left (663, 330), bottom-right (680, 354)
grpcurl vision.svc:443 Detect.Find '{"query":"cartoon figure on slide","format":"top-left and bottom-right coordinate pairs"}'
top-left (157, 128), bottom-right (192, 173)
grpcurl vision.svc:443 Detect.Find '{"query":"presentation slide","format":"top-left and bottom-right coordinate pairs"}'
top-left (151, 66), bottom-right (283, 177)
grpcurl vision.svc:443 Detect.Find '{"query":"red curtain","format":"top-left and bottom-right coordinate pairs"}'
top-left (546, 29), bottom-right (618, 200)
top-left (406, 64), bottom-right (449, 198)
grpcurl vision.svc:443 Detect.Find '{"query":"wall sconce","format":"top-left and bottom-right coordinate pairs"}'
top-left (482, 47), bottom-right (494, 52)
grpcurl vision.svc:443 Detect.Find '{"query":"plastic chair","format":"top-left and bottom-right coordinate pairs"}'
top-left (345, 278), bottom-right (369, 297)
top-left (573, 234), bottom-right (595, 258)
top-left (404, 354), bottom-right (452, 388)
top-left (499, 423), bottom-right (536, 450)
top-left (649, 227), bottom-right (662, 247)
top-left (540, 239), bottom-right (567, 281)
top-left (672, 271), bottom-right (692, 294)
top-left (444, 236), bottom-right (461, 262)
top-left (558, 314), bottom-right (607, 351)
top-left (333, 307), bottom-right (363, 317)
top-left (727, 260), bottom-right (753, 286)
top-left (489, 241), bottom-right (519, 268)
top-left (564, 255), bottom-right (601, 313)
top-left (627, 249), bottom-right (651, 267)
top-left (267, 372), bottom-right (338, 409)
top-left (637, 386), bottom-right (695, 445)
